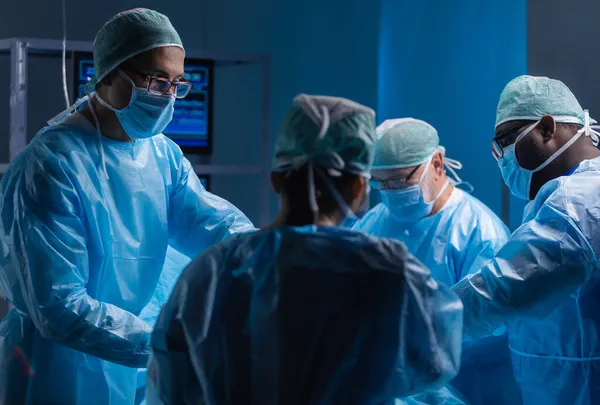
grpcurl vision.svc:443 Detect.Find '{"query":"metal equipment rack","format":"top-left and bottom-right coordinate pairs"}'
top-left (0, 37), bottom-right (271, 226)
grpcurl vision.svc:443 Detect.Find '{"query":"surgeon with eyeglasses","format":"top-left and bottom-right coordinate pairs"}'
top-left (353, 118), bottom-right (518, 405)
top-left (453, 75), bottom-right (600, 405)
top-left (0, 8), bottom-right (254, 405)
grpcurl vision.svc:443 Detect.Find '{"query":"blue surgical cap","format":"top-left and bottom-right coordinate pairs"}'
top-left (93, 8), bottom-right (184, 83)
top-left (495, 75), bottom-right (585, 128)
top-left (272, 94), bottom-right (376, 177)
top-left (373, 118), bottom-right (440, 169)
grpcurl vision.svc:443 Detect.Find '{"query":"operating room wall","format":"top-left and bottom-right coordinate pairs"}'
top-left (377, 0), bottom-right (528, 230)
top-left (0, 0), bottom-right (381, 226)
top-left (526, 0), bottom-right (600, 226)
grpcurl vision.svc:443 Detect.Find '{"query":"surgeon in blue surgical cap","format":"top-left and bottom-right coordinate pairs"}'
top-left (146, 94), bottom-right (464, 405)
top-left (0, 8), bottom-right (254, 405)
top-left (454, 75), bottom-right (600, 405)
top-left (354, 118), bottom-right (519, 405)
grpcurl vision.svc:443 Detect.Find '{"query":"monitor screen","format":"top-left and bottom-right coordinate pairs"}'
top-left (198, 174), bottom-right (211, 191)
top-left (73, 52), bottom-right (213, 154)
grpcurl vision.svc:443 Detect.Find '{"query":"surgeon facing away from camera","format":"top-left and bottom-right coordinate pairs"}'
top-left (453, 75), bottom-right (600, 405)
top-left (0, 8), bottom-right (254, 405)
top-left (147, 94), bottom-right (464, 405)
top-left (354, 119), bottom-right (519, 405)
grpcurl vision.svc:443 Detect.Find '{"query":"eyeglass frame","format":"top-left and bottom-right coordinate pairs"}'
top-left (491, 121), bottom-right (536, 161)
top-left (124, 67), bottom-right (194, 99)
top-left (370, 163), bottom-right (423, 190)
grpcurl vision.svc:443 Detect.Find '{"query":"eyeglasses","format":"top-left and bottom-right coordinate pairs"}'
top-left (370, 164), bottom-right (422, 190)
top-left (492, 122), bottom-right (534, 161)
top-left (128, 68), bottom-right (193, 99)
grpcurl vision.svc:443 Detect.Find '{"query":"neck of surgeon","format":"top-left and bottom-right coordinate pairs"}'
top-left (267, 166), bottom-right (366, 229)
top-left (272, 199), bottom-right (345, 228)
top-left (531, 133), bottom-right (600, 199)
top-left (80, 98), bottom-right (132, 143)
top-left (431, 173), bottom-right (453, 215)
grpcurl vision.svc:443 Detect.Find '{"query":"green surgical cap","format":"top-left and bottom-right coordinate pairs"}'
top-left (372, 118), bottom-right (439, 169)
top-left (272, 94), bottom-right (376, 177)
top-left (93, 8), bottom-right (184, 83)
top-left (495, 75), bottom-right (584, 128)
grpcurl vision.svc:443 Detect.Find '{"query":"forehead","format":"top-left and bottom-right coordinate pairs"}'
top-left (372, 164), bottom-right (422, 180)
top-left (495, 120), bottom-right (531, 137)
top-left (128, 46), bottom-right (185, 76)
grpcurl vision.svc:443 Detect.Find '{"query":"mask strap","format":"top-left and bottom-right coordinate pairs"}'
top-left (443, 157), bottom-right (463, 184)
top-left (417, 158), bottom-right (433, 183)
top-left (583, 109), bottom-right (600, 147)
top-left (432, 179), bottom-right (450, 203)
top-left (47, 95), bottom-right (90, 126)
top-left (313, 165), bottom-right (360, 222)
top-left (85, 86), bottom-right (110, 179)
top-left (286, 105), bottom-right (358, 223)
top-left (514, 120), bottom-right (541, 146)
top-left (94, 91), bottom-right (118, 113)
top-left (94, 69), bottom-right (137, 113)
top-left (532, 112), bottom-right (595, 173)
top-left (419, 154), bottom-right (451, 205)
top-left (442, 153), bottom-right (474, 193)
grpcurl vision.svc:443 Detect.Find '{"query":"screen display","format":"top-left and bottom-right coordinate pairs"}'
top-left (73, 52), bottom-right (213, 153)
top-left (198, 174), bottom-right (211, 191)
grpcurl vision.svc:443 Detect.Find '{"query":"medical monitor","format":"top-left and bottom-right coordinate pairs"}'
top-left (72, 51), bottom-right (214, 154)
top-left (198, 174), bottom-right (211, 191)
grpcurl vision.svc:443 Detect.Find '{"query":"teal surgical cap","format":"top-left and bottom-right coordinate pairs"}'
top-left (372, 118), bottom-right (439, 169)
top-left (495, 75), bottom-right (585, 128)
top-left (272, 94), bottom-right (376, 177)
top-left (93, 8), bottom-right (184, 83)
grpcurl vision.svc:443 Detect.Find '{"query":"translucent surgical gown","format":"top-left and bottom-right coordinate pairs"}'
top-left (354, 188), bottom-right (520, 405)
top-left (0, 113), bottom-right (255, 405)
top-left (453, 156), bottom-right (600, 405)
top-left (147, 226), bottom-right (464, 405)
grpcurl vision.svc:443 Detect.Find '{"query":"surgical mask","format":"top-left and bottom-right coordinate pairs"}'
top-left (95, 69), bottom-right (175, 139)
top-left (498, 111), bottom-right (600, 201)
top-left (380, 159), bottom-right (449, 223)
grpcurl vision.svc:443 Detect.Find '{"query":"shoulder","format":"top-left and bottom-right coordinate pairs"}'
top-left (4, 125), bottom-right (87, 187)
top-left (149, 135), bottom-right (191, 178)
top-left (450, 189), bottom-right (508, 229)
top-left (538, 169), bottom-right (600, 232)
top-left (353, 203), bottom-right (389, 231)
top-left (150, 134), bottom-right (185, 159)
top-left (444, 189), bottom-right (510, 244)
top-left (28, 124), bottom-right (90, 161)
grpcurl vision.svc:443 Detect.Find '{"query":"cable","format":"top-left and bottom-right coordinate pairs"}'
top-left (61, 0), bottom-right (71, 109)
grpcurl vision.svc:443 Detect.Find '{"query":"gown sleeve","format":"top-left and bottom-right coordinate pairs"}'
top-left (3, 150), bottom-right (152, 367)
top-left (453, 192), bottom-right (598, 339)
top-left (167, 157), bottom-right (256, 258)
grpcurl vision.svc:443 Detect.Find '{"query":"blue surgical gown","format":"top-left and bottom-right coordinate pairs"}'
top-left (354, 188), bottom-right (519, 405)
top-left (453, 156), bottom-right (600, 405)
top-left (147, 226), bottom-right (464, 405)
top-left (136, 246), bottom-right (193, 404)
top-left (0, 113), bottom-right (255, 405)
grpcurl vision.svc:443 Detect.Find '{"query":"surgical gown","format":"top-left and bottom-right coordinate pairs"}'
top-left (354, 188), bottom-right (519, 405)
top-left (147, 226), bottom-right (464, 405)
top-left (0, 113), bottom-right (255, 405)
top-left (453, 156), bottom-right (600, 405)
top-left (136, 246), bottom-right (193, 404)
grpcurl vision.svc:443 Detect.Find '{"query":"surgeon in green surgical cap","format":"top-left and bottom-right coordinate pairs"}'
top-left (147, 94), bottom-right (464, 405)
top-left (0, 8), bottom-right (254, 405)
